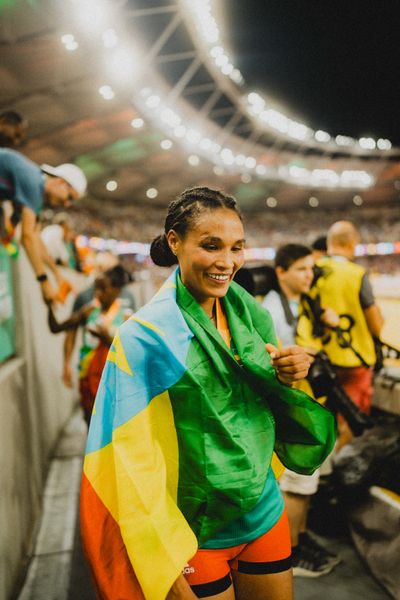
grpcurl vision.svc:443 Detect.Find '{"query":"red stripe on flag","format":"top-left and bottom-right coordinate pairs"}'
top-left (80, 473), bottom-right (145, 599)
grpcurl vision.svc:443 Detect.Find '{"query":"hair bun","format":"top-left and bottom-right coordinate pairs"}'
top-left (150, 234), bottom-right (177, 267)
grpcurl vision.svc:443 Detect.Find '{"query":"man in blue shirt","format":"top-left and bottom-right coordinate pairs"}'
top-left (0, 148), bottom-right (87, 303)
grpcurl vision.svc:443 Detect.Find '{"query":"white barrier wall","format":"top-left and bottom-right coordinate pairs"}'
top-left (0, 251), bottom-right (156, 600)
top-left (0, 250), bottom-right (78, 600)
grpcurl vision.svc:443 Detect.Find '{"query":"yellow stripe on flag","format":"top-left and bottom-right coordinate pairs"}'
top-left (131, 316), bottom-right (166, 337)
top-left (271, 452), bottom-right (285, 480)
top-left (83, 390), bottom-right (197, 599)
top-left (107, 334), bottom-right (133, 376)
top-left (153, 280), bottom-right (177, 299)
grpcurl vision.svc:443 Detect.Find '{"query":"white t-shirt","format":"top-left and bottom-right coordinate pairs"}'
top-left (41, 224), bottom-right (69, 264)
top-left (262, 289), bottom-right (299, 347)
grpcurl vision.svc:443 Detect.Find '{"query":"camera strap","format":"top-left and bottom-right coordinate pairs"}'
top-left (333, 314), bottom-right (370, 368)
top-left (278, 291), bottom-right (297, 330)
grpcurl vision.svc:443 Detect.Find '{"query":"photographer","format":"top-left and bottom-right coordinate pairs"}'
top-left (263, 244), bottom-right (341, 578)
top-left (306, 221), bottom-right (384, 448)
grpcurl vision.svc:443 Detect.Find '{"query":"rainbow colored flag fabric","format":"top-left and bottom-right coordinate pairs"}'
top-left (81, 270), bottom-right (336, 599)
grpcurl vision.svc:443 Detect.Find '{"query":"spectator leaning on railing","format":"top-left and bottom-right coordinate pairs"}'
top-left (0, 148), bottom-right (87, 303)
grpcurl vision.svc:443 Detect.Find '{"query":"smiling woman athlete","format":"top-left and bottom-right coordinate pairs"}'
top-left (81, 187), bottom-right (336, 600)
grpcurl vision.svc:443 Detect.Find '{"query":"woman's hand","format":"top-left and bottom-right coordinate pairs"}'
top-left (166, 574), bottom-right (197, 600)
top-left (266, 343), bottom-right (310, 385)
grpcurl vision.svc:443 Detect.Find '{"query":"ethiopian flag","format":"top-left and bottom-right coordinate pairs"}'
top-left (81, 270), bottom-right (336, 599)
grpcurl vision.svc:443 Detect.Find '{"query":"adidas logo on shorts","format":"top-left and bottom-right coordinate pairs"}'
top-left (182, 564), bottom-right (195, 575)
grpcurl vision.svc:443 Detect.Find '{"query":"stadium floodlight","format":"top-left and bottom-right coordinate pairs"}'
top-left (220, 148), bottom-right (235, 165)
top-left (288, 121), bottom-right (310, 141)
top-left (72, 0), bottom-right (113, 35)
top-left (181, 0), bottom-right (395, 153)
top-left (186, 129), bottom-right (202, 144)
top-left (173, 125), bottom-right (187, 138)
top-left (359, 137), bottom-right (376, 150)
top-left (131, 118), bottom-right (144, 129)
top-left (377, 138), bottom-right (392, 150)
top-left (256, 164), bottom-right (267, 176)
top-left (340, 170), bottom-right (374, 188)
top-left (160, 108), bottom-right (181, 128)
top-left (353, 195), bottom-right (363, 206)
top-left (146, 188), bottom-right (158, 199)
top-left (245, 157), bottom-right (257, 169)
top-left (315, 130), bottom-right (331, 143)
top-left (188, 154), bottom-right (200, 166)
top-left (61, 33), bottom-right (79, 51)
top-left (241, 173), bottom-right (252, 183)
top-left (98, 85), bottom-right (115, 100)
top-left (311, 169), bottom-right (340, 187)
top-left (106, 48), bottom-right (138, 83)
top-left (102, 28), bottom-right (118, 49)
top-left (106, 180), bottom-right (118, 191)
top-left (199, 138), bottom-right (212, 150)
top-left (160, 139), bottom-right (173, 150)
top-left (213, 166), bottom-right (224, 176)
top-left (335, 135), bottom-right (355, 146)
top-left (145, 95), bottom-right (161, 108)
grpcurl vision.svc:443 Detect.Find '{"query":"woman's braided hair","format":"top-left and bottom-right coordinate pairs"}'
top-left (150, 187), bottom-right (242, 267)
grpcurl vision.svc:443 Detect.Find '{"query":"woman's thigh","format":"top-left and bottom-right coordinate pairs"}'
top-left (195, 567), bottom-right (293, 600)
top-left (232, 568), bottom-right (293, 600)
top-left (198, 585), bottom-right (236, 600)
top-left (187, 511), bottom-right (292, 599)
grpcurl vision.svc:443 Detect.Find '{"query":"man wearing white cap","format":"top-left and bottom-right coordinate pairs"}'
top-left (0, 147), bottom-right (87, 302)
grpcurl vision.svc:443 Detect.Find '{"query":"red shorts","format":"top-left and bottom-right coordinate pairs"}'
top-left (183, 510), bottom-right (292, 597)
top-left (335, 366), bottom-right (373, 417)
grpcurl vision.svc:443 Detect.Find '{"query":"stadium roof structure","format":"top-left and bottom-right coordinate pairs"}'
top-left (1, 0), bottom-right (399, 213)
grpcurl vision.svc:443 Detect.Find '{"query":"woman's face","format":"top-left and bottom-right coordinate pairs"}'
top-left (167, 208), bottom-right (245, 312)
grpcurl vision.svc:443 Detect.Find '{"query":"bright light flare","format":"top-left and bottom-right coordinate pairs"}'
top-left (377, 138), bottom-right (392, 150)
top-left (336, 135), bottom-right (355, 146)
top-left (160, 139), bottom-right (173, 150)
top-left (73, 0), bottom-right (112, 34)
top-left (99, 85), bottom-right (115, 100)
top-left (61, 33), bottom-right (78, 51)
top-left (106, 180), bottom-right (118, 191)
top-left (359, 137), bottom-right (376, 150)
top-left (146, 188), bottom-right (158, 199)
top-left (315, 130), bottom-right (331, 143)
top-left (131, 118), bottom-right (144, 129)
top-left (146, 95), bottom-right (160, 108)
top-left (188, 154), bottom-right (200, 166)
top-left (102, 28), bottom-right (118, 48)
top-left (107, 48), bottom-right (136, 82)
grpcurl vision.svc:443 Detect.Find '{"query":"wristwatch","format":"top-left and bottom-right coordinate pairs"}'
top-left (36, 273), bottom-right (48, 282)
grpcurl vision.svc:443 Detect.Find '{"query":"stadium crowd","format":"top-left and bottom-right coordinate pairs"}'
top-left (64, 202), bottom-right (400, 249)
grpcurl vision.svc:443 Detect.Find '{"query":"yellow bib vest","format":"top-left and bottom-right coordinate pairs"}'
top-left (299, 257), bottom-right (376, 368)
